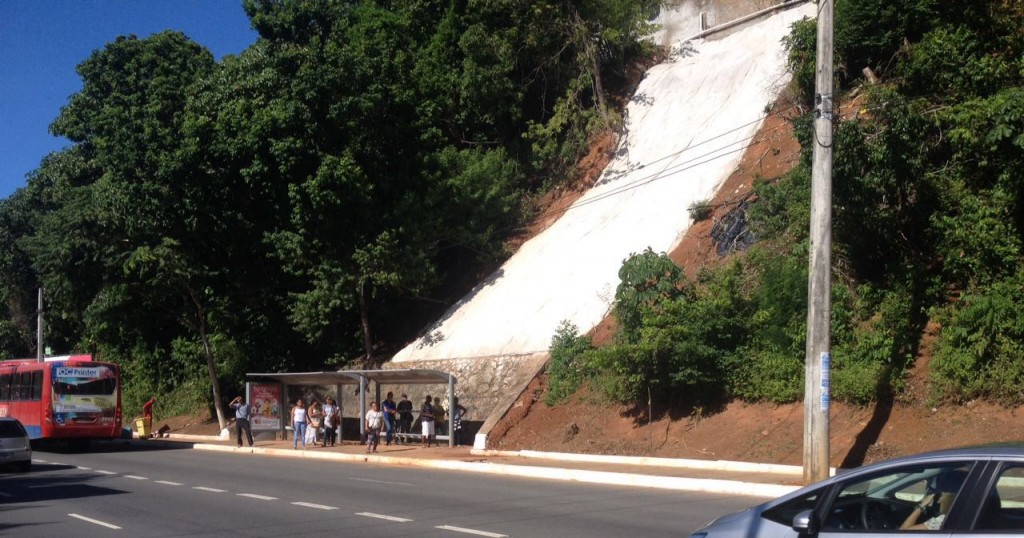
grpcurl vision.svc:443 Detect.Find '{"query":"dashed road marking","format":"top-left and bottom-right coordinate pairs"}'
top-left (350, 477), bottom-right (414, 487)
top-left (76, 466), bottom-right (92, 470)
top-left (193, 486), bottom-right (227, 493)
top-left (123, 475), bottom-right (148, 480)
top-left (356, 512), bottom-right (413, 522)
top-left (69, 513), bottom-right (122, 530)
top-left (155, 480), bottom-right (183, 486)
top-left (435, 525), bottom-right (508, 537)
top-left (34, 459), bottom-right (47, 463)
top-left (0, 492), bottom-right (14, 498)
top-left (237, 493), bottom-right (277, 501)
top-left (292, 501), bottom-right (337, 510)
top-left (95, 470), bottom-right (116, 475)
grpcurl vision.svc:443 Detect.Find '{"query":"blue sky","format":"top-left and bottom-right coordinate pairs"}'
top-left (0, 1), bottom-right (259, 200)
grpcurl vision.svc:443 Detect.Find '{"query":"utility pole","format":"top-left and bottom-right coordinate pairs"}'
top-left (804, 0), bottom-right (834, 484)
top-left (37, 288), bottom-right (44, 363)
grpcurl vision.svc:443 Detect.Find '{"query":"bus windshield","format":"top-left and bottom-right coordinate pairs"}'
top-left (52, 365), bottom-right (117, 395)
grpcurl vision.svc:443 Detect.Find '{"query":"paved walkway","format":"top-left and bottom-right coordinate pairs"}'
top-left (143, 433), bottom-right (805, 498)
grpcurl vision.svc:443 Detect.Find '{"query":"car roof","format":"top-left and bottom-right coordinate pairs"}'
top-left (763, 442), bottom-right (1024, 508)
top-left (880, 442), bottom-right (1024, 463)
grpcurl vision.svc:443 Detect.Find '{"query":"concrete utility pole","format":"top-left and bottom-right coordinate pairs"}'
top-left (804, 0), bottom-right (834, 484)
top-left (37, 288), bottom-right (44, 362)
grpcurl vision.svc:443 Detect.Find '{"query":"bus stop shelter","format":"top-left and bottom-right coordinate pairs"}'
top-left (245, 369), bottom-right (457, 447)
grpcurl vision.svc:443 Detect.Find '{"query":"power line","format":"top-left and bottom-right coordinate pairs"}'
top-left (510, 104), bottom-right (801, 233)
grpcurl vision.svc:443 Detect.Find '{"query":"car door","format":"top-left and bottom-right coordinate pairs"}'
top-left (961, 461), bottom-right (1024, 536)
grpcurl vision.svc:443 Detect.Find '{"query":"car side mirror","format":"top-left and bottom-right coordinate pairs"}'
top-left (792, 509), bottom-right (819, 535)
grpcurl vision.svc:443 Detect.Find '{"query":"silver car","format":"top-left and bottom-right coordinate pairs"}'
top-left (691, 444), bottom-right (1024, 537)
top-left (0, 417), bottom-right (32, 472)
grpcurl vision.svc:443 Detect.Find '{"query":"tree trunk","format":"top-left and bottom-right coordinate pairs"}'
top-left (573, 10), bottom-right (608, 123)
top-left (358, 279), bottom-right (373, 367)
top-left (188, 287), bottom-right (227, 430)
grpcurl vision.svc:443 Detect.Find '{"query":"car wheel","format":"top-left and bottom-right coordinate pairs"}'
top-left (15, 460), bottom-right (31, 473)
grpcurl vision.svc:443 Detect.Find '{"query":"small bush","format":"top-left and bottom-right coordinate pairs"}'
top-left (544, 321), bottom-right (593, 405)
top-left (688, 199), bottom-right (713, 222)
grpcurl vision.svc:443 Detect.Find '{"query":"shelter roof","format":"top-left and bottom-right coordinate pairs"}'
top-left (247, 369), bottom-right (454, 386)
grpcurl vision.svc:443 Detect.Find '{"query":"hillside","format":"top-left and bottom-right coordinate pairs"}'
top-left (163, 101), bottom-right (1024, 469)
top-left (488, 104), bottom-right (1024, 468)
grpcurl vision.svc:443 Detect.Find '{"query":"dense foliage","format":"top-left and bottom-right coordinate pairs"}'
top-left (0, 0), bottom-right (659, 418)
top-left (551, 0), bottom-right (1024, 408)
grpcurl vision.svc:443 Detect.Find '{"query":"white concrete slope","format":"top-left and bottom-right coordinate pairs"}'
top-left (393, 3), bottom-right (815, 363)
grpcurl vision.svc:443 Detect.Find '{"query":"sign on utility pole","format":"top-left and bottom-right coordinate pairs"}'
top-left (804, 0), bottom-right (834, 484)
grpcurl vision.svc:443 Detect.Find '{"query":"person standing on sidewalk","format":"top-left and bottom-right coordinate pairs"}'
top-left (450, 397), bottom-right (467, 447)
top-left (365, 401), bottom-right (384, 453)
top-left (230, 395), bottom-right (254, 447)
top-left (381, 392), bottom-right (397, 446)
top-left (292, 399), bottom-right (307, 449)
top-left (397, 394), bottom-right (414, 441)
top-left (419, 395), bottom-right (435, 447)
top-left (321, 396), bottom-right (338, 447)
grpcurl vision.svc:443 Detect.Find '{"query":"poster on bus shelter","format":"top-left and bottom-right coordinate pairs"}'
top-left (249, 383), bottom-right (282, 430)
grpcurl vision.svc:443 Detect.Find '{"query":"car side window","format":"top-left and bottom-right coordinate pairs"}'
top-left (821, 463), bottom-right (971, 532)
top-left (974, 464), bottom-right (1024, 531)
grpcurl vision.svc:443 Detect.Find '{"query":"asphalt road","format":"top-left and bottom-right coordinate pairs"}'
top-left (1, 442), bottom-right (760, 537)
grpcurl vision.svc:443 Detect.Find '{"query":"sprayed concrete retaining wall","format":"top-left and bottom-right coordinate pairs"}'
top-left (383, 1), bottom-right (814, 449)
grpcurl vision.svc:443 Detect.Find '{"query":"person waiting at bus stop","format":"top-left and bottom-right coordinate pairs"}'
top-left (230, 395), bottom-right (254, 447)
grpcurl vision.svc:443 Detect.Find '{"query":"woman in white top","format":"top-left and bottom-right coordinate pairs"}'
top-left (365, 402), bottom-right (384, 453)
top-left (291, 399), bottom-right (307, 449)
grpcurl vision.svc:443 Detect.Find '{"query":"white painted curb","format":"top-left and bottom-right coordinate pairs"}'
top-left (192, 443), bottom-right (799, 498)
top-left (472, 449), bottom-right (832, 476)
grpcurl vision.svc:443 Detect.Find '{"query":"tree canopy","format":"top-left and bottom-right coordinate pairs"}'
top-left (0, 0), bottom-right (659, 416)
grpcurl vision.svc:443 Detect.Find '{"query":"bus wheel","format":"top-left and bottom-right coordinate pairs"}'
top-left (68, 439), bottom-right (91, 452)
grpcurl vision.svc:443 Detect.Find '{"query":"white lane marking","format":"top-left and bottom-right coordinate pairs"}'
top-left (291, 501), bottom-right (337, 510)
top-left (95, 470), bottom-right (117, 475)
top-left (77, 466), bottom-right (92, 470)
top-left (123, 475), bottom-right (148, 480)
top-left (34, 459), bottom-right (47, 463)
top-left (49, 462), bottom-right (65, 466)
top-left (0, 492), bottom-right (14, 498)
top-left (68, 513), bottom-right (122, 530)
top-left (350, 477), bottom-right (414, 487)
top-left (193, 486), bottom-right (227, 493)
top-left (237, 493), bottom-right (277, 501)
top-left (356, 512), bottom-right (413, 522)
top-left (435, 525), bottom-right (508, 538)
top-left (155, 480), bottom-right (183, 486)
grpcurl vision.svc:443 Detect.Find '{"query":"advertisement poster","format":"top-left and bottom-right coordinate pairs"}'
top-left (250, 383), bottom-right (282, 430)
top-left (51, 364), bottom-right (119, 427)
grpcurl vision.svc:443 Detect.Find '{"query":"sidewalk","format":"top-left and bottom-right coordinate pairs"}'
top-left (146, 433), bottom-right (804, 498)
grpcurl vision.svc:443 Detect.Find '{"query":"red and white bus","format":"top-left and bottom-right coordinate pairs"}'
top-left (0, 355), bottom-right (122, 445)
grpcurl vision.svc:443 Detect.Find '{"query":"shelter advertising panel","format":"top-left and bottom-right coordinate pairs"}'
top-left (249, 383), bottom-right (282, 430)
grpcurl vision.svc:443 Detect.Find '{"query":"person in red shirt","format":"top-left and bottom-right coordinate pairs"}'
top-left (141, 396), bottom-right (156, 438)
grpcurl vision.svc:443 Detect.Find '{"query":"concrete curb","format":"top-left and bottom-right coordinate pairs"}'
top-left (192, 442), bottom-right (800, 498)
top-left (473, 449), bottom-right (807, 475)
